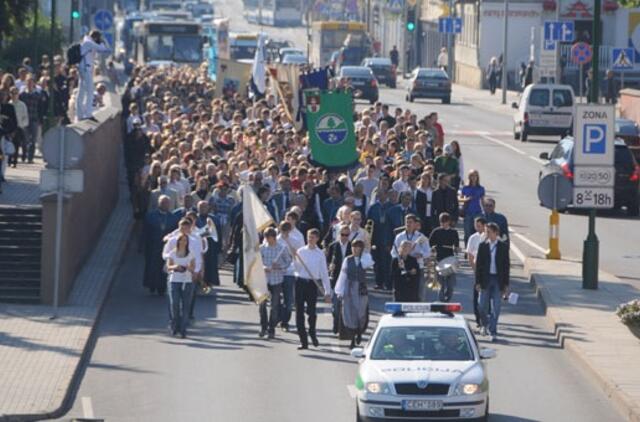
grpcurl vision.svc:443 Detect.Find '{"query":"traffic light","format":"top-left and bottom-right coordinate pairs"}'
top-left (406, 7), bottom-right (416, 32)
top-left (372, 6), bottom-right (380, 25)
top-left (71, 0), bottom-right (80, 19)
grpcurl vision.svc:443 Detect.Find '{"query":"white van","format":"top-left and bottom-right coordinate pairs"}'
top-left (512, 83), bottom-right (575, 142)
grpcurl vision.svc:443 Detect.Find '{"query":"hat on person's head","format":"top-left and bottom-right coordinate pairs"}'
top-left (443, 144), bottom-right (453, 155)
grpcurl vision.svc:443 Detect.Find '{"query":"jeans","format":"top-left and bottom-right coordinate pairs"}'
top-left (23, 122), bottom-right (38, 162)
top-left (295, 278), bottom-right (318, 347)
top-left (438, 272), bottom-right (456, 302)
top-left (280, 275), bottom-right (295, 326)
top-left (260, 283), bottom-right (283, 333)
top-left (479, 275), bottom-right (502, 336)
top-left (77, 67), bottom-right (95, 120)
top-left (168, 282), bottom-right (194, 335)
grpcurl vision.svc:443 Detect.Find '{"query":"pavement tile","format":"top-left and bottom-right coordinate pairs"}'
top-left (0, 158), bottom-right (44, 205)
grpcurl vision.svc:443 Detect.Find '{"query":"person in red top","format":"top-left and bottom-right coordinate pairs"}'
top-left (430, 112), bottom-right (445, 149)
top-left (291, 167), bottom-right (308, 192)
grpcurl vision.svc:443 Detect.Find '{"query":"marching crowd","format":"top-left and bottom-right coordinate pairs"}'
top-left (122, 62), bottom-right (512, 346)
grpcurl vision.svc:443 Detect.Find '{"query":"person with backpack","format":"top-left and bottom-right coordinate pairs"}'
top-left (71, 30), bottom-right (111, 122)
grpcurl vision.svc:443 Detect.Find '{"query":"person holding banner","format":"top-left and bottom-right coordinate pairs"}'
top-left (294, 228), bottom-right (332, 350)
top-left (259, 228), bottom-right (292, 339)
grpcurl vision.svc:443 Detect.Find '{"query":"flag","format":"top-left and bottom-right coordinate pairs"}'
top-left (304, 89), bottom-right (359, 170)
top-left (250, 33), bottom-right (267, 98)
top-left (242, 185), bottom-right (273, 304)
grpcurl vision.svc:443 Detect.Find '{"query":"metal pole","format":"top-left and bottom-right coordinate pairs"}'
top-left (52, 126), bottom-right (65, 319)
top-left (582, 0), bottom-right (601, 290)
top-left (579, 63), bottom-right (583, 102)
top-left (547, 173), bottom-right (561, 259)
top-left (501, 0), bottom-right (509, 104)
top-left (49, 0), bottom-right (57, 126)
top-left (366, 0), bottom-right (371, 33)
top-left (554, 0), bottom-right (561, 83)
top-left (447, 0), bottom-right (453, 79)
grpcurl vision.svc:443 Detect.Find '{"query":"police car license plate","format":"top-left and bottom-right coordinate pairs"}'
top-left (402, 399), bottom-right (443, 411)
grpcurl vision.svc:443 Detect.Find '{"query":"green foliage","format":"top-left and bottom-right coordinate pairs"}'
top-left (0, 7), bottom-right (64, 71)
top-left (0, 0), bottom-right (32, 44)
top-left (619, 0), bottom-right (640, 8)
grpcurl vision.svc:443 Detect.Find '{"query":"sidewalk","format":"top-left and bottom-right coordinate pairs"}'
top-left (525, 258), bottom-right (640, 421)
top-left (0, 160), bottom-right (133, 420)
top-left (453, 83), bottom-right (520, 116)
top-left (0, 159), bottom-right (44, 205)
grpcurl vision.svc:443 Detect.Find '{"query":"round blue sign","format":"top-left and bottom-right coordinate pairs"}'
top-left (94, 9), bottom-right (113, 31)
top-left (571, 42), bottom-right (592, 65)
top-left (315, 114), bottom-right (348, 145)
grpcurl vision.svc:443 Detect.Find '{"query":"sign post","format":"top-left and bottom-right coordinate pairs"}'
top-left (611, 47), bottom-right (634, 89)
top-left (571, 42), bottom-right (593, 103)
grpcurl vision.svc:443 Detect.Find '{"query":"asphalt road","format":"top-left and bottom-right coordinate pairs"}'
top-left (57, 235), bottom-right (624, 421)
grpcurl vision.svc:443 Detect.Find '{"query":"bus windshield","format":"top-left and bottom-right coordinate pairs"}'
top-left (147, 35), bottom-right (203, 62)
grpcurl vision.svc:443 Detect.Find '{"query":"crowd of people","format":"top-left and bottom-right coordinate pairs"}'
top-left (128, 62), bottom-right (512, 345)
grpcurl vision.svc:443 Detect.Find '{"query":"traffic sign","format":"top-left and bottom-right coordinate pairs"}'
top-left (571, 42), bottom-right (592, 65)
top-left (42, 126), bottom-right (84, 169)
top-left (573, 104), bottom-right (615, 209)
top-left (103, 32), bottom-right (113, 47)
top-left (544, 20), bottom-right (575, 42)
top-left (387, 0), bottom-right (404, 14)
top-left (40, 169), bottom-right (84, 193)
top-left (438, 17), bottom-right (462, 34)
top-left (611, 47), bottom-right (634, 71)
top-left (543, 40), bottom-right (556, 51)
top-left (93, 9), bottom-right (113, 31)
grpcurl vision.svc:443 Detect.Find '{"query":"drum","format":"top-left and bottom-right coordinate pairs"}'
top-left (436, 256), bottom-right (459, 277)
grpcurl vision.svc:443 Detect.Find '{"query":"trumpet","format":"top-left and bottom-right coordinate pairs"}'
top-left (364, 219), bottom-right (376, 251)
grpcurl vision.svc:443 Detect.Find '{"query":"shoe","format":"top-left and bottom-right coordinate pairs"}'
top-left (349, 340), bottom-right (356, 349)
top-left (297, 344), bottom-right (308, 350)
top-left (259, 329), bottom-right (267, 338)
top-left (268, 332), bottom-right (275, 339)
top-left (332, 322), bottom-right (339, 334)
top-left (310, 335), bottom-right (319, 347)
top-left (481, 327), bottom-right (489, 336)
top-left (356, 333), bottom-right (362, 345)
top-left (490, 335), bottom-right (497, 343)
top-left (281, 323), bottom-right (289, 332)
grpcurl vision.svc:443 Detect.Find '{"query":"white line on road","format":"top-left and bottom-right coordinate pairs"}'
top-left (510, 230), bottom-right (547, 254)
top-left (510, 239), bottom-right (527, 264)
top-left (480, 134), bottom-right (527, 156)
top-left (347, 384), bottom-right (357, 399)
top-left (81, 396), bottom-right (95, 419)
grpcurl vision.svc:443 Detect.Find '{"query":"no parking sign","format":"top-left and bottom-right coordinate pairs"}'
top-left (571, 42), bottom-right (593, 65)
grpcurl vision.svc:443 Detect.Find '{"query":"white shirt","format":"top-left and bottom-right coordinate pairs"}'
top-left (166, 250), bottom-right (195, 283)
top-left (466, 232), bottom-right (485, 259)
top-left (278, 232), bottom-right (305, 276)
top-left (392, 179), bottom-right (410, 193)
top-left (489, 240), bottom-right (498, 275)
top-left (11, 99), bottom-right (29, 129)
top-left (163, 232), bottom-right (205, 272)
top-left (294, 246), bottom-right (332, 295)
top-left (80, 35), bottom-right (112, 71)
top-left (419, 187), bottom-right (433, 217)
top-left (168, 180), bottom-right (186, 206)
top-left (334, 253), bottom-right (374, 297)
top-left (437, 52), bottom-right (449, 67)
top-left (391, 230), bottom-right (431, 268)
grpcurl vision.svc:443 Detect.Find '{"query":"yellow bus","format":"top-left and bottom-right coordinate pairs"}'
top-left (310, 21), bottom-right (371, 69)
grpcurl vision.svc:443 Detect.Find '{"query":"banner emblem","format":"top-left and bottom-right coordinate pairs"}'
top-left (316, 114), bottom-right (348, 145)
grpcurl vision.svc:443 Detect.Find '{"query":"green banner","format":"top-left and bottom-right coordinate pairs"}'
top-left (304, 89), bottom-right (359, 170)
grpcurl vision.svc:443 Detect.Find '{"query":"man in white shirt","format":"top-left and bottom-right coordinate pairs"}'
top-left (277, 221), bottom-right (305, 331)
top-left (466, 216), bottom-right (487, 328)
top-left (437, 47), bottom-right (449, 72)
top-left (294, 228), bottom-right (332, 350)
top-left (77, 30), bottom-right (112, 121)
top-left (391, 214), bottom-right (431, 299)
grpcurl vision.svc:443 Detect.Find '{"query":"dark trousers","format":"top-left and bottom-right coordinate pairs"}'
top-left (9, 129), bottom-right (23, 166)
top-left (22, 122), bottom-right (37, 162)
top-left (295, 278), bottom-right (318, 347)
top-left (373, 246), bottom-right (392, 289)
top-left (260, 283), bottom-right (283, 334)
top-left (473, 285), bottom-right (481, 325)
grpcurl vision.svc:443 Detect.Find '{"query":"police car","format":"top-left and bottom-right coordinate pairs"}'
top-left (351, 303), bottom-right (495, 422)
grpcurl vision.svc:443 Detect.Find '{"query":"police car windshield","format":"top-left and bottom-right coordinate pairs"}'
top-left (370, 327), bottom-right (473, 361)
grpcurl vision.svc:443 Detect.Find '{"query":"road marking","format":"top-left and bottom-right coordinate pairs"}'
top-left (510, 230), bottom-right (547, 254)
top-left (510, 239), bottom-right (527, 264)
top-left (347, 384), bottom-right (357, 399)
top-left (81, 396), bottom-right (95, 419)
top-left (480, 134), bottom-right (527, 156)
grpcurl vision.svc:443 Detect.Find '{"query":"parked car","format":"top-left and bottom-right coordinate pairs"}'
top-left (337, 66), bottom-right (379, 104)
top-left (539, 136), bottom-right (640, 215)
top-left (615, 118), bottom-right (640, 162)
top-left (406, 67), bottom-right (451, 104)
top-left (512, 83), bottom-right (575, 142)
top-left (361, 57), bottom-right (396, 88)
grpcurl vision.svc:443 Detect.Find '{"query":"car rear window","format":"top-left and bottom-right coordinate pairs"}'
top-left (417, 69), bottom-right (448, 79)
top-left (616, 121), bottom-right (639, 136)
top-left (529, 89), bottom-right (550, 106)
top-left (342, 67), bottom-right (372, 78)
top-left (552, 89), bottom-right (573, 107)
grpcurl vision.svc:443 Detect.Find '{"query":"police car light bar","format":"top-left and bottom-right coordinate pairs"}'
top-left (385, 302), bottom-right (462, 316)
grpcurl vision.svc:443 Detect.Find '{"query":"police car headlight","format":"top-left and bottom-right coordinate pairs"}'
top-left (457, 383), bottom-right (481, 395)
top-left (366, 382), bottom-right (392, 395)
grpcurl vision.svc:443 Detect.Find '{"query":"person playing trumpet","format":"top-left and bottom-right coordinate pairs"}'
top-left (391, 214), bottom-right (431, 296)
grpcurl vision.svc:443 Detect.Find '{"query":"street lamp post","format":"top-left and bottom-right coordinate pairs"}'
top-left (501, 0), bottom-right (509, 104)
top-left (582, 0), bottom-right (601, 289)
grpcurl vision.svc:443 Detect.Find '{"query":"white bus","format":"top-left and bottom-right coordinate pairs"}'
top-left (243, 0), bottom-right (303, 27)
top-left (134, 20), bottom-right (204, 67)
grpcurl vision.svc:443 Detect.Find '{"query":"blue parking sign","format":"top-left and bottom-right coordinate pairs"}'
top-left (452, 18), bottom-right (462, 34)
top-left (582, 124), bottom-right (607, 154)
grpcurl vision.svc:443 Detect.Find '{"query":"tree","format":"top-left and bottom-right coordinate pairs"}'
top-left (619, 0), bottom-right (640, 7)
top-left (0, 0), bottom-right (33, 46)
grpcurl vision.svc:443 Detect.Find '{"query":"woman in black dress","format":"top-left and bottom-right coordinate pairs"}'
top-left (391, 240), bottom-right (421, 302)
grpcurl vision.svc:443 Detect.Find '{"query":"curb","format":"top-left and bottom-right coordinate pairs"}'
top-left (528, 271), bottom-right (640, 422)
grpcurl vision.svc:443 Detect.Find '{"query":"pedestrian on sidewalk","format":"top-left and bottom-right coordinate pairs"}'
top-left (466, 216), bottom-right (487, 328)
top-left (77, 30), bottom-right (112, 122)
top-left (389, 46), bottom-right (399, 68)
top-left (166, 233), bottom-right (196, 338)
top-left (294, 228), bottom-right (332, 350)
top-left (334, 239), bottom-right (373, 349)
top-left (429, 212), bottom-right (460, 302)
top-left (437, 47), bottom-right (449, 73)
top-left (475, 222), bottom-right (510, 342)
top-left (0, 90), bottom-right (18, 194)
top-left (260, 227), bottom-right (292, 339)
top-left (8, 87), bottom-right (27, 168)
top-left (486, 57), bottom-right (499, 95)
top-left (459, 169), bottom-right (485, 245)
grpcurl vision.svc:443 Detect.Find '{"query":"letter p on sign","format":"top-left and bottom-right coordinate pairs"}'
top-left (583, 124), bottom-right (606, 154)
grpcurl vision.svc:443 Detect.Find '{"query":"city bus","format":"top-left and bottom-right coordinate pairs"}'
top-left (310, 21), bottom-right (370, 68)
top-left (134, 20), bottom-right (204, 67)
top-left (243, 0), bottom-right (303, 27)
top-left (229, 32), bottom-right (260, 61)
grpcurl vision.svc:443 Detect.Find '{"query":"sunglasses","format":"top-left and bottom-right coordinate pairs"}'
top-left (340, 233), bottom-right (350, 237)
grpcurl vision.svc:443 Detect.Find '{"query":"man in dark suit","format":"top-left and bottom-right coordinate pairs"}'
top-left (386, 191), bottom-right (415, 236)
top-left (326, 226), bottom-right (352, 333)
top-left (474, 222), bottom-right (510, 342)
top-left (431, 173), bottom-right (459, 224)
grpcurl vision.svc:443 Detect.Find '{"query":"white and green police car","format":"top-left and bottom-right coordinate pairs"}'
top-left (351, 303), bottom-right (496, 422)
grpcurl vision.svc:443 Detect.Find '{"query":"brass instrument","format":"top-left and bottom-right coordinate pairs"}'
top-left (364, 219), bottom-right (376, 250)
